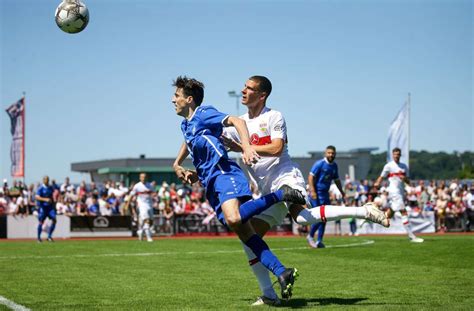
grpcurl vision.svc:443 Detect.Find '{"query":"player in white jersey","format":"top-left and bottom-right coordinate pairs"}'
top-left (374, 148), bottom-right (423, 243)
top-left (127, 173), bottom-right (154, 242)
top-left (223, 75), bottom-right (390, 306)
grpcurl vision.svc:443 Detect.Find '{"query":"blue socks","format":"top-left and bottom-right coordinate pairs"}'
top-left (309, 222), bottom-right (326, 242)
top-left (244, 234), bottom-right (286, 277)
top-left (317, 222), bottom-right (326, 242)
top-left (238, 190), bottom-right (283, 223)
top-left (37, 223), bottom-right (43, 240)
top-left (48, 221), bottom-right (56, 239)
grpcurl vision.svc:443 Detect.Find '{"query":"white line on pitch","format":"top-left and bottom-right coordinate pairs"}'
top-left (0, 240), bottom-right (374, 260)
top-left (0, 295), bottom-right (31, 311)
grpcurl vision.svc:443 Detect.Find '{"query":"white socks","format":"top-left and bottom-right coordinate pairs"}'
top-left (143, 223), bottom-right (152, 240)
top-left (402, 215), bottom-right (416, 239)
top-left (241, 242), bottom-right (278, 300)
top-left (295, 205), bottom-right (366, 225)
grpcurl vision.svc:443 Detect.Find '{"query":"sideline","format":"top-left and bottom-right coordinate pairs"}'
top-left (0, 295), bottom-right (31, 311)
top-left (0, 240), bottom-right (375, 260)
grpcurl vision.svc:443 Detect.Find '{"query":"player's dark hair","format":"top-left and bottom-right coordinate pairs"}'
top-left (392, 147), bottom-right (401, 154)
top-left (326, 145), bottom-right (336, 152)
top-left (249, 75), bottom-right (272, 99)
top-left (172, 76), bottom-right (205, 106)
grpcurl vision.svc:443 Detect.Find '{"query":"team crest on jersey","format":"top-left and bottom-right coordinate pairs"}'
top-left (250, 133), bottom-right (260, 145)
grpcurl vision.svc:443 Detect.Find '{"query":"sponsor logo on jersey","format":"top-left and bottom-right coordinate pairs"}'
top-left (250, 133), bottom-right (271, 145)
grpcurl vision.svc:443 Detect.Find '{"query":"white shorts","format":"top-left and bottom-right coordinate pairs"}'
top-left (253, 166), bottom-right (309, 227)
top-left (138, 205), bottom-right (154, 222)
top-left (388, 192), bottom-right (406, 212)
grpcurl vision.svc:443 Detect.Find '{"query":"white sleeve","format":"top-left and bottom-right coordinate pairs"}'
top-left (269, 111), bottom-right (287, 140)
top-left (130, 184), bottom-right (138, 196)
top-left (380, 164), bottom-right (390, 178)
top-left (222, 127), bottom-right (241, 143)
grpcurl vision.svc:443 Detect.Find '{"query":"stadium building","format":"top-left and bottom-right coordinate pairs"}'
top-left (71, 148), bottom-right (378, 185)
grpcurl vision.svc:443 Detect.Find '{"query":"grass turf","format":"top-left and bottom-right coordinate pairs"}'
top-left (0, 235), bottom-right (473, 310)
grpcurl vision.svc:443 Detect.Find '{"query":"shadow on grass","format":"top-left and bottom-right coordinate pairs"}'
top-left (283, 297), bottom-right (368, 308)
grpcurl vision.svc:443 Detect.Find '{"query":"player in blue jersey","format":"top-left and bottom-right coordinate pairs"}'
top-left (171, 76), bottom-right (306, 299)
top-left (306, 146), bottom-right (346, 248)
top-left (36, 176), bottom-right (57, 242)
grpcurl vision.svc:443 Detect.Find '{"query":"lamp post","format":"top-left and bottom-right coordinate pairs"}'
top-left (228, 90), bottom-right (242, 115)
top-left (227, 90), bottom-right (243, 166)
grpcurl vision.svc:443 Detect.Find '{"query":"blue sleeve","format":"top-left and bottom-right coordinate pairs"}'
top-left (310, 161), bottom-right (322, 177)
top-left (198, 106), bottom-right (228, 130)
top-left (36, 187), bottom-right (42, 197)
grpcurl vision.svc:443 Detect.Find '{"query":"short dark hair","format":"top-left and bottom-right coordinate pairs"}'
top-left (326, 145), bottom-right (336, 152)
top-left (172, 76), bottom-right (205, 106)
top-left (392, 147), bottom-right (401, 154)
top-left (249, 75), bottom-right (272, 99)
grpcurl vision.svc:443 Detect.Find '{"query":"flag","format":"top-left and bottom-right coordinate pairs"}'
top-left (387, 102), bottom-right (409, 166)
top-left (5, 98), bottom-right (25, 177)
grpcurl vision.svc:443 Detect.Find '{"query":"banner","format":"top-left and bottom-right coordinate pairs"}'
top-left (357, 211), bottom-right (435, 234)
top-left (5, 98), bottom-right (25, 177)
top-left (70, 216), bottom-right (132, 232)
top-left (387, 102), bottom-right (409, 166)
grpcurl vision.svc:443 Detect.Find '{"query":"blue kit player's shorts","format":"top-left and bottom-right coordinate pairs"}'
top-left (205, 160), bottom-right (252, 225)
top-left (38, 207), bottom-right (57, 222)
top-left (309, 193), bottom-right (330, 208)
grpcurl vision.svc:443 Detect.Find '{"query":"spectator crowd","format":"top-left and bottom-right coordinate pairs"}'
top-left (0, 176), bottom-right (473, 232)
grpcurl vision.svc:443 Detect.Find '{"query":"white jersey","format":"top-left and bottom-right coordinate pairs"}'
top-left (224, 107), bottom-right (297, 190)
top-left (381, 161), bottom-right (409, 195)
top-left (224, 107), bottom-right (308, 226)
top-left (131, 182), bottom-right (153, 209)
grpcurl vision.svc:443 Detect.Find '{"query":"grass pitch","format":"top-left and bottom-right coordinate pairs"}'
top-left (0, 235), bottom-right (473, 310)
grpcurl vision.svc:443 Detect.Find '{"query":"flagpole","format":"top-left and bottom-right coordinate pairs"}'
top-left (407, 92), bottom-right (411, 168)
top-left (22, 92), bottom-right (26, 186)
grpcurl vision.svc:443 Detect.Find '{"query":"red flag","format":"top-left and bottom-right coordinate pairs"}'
top-left (5, 98), bottom-right (25, 177)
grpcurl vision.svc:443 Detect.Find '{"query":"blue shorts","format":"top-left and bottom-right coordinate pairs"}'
top-left (38, 207), bottom-right (56, 222)
top-left (206, 160), bottom-right (252, 225)
top-left (309, 193), bottom-right (330, 207)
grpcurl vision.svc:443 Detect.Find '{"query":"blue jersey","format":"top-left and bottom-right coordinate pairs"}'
top-left (36, 184), bottom-right (54, 209)
top-left (309, 158), bottom-right (340, 194)
top-left (181, 105), bottom-right (230, 188)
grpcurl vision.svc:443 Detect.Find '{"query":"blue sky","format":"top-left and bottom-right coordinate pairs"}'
top-left (1, 0), bottom-right (472, 183)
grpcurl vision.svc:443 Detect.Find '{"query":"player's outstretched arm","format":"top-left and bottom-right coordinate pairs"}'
top-left (335, 179), bottom-right (345, 198)
top-left (374, 176), bottom-right (383, 188)
top-left (173, 142), bottom-right (190, 178)
top-left (308, 174), bottom-right (317, 200)
top-left (224, 116), bottom-right (260, 165)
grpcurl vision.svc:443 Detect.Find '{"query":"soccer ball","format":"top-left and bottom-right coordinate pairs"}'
top-left (55, 0), bottom-right (89, 34)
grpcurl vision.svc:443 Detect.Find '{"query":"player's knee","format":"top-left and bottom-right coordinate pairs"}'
top-left (225, 215), bottom-right (242, 230)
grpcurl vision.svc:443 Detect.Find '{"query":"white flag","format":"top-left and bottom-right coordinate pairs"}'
top-left (387, 102), bottom-right (409, 166)
top-left (5, 98), bottom-right (25, 177)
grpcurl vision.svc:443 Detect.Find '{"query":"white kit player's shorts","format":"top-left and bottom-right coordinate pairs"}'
top-left (138, 205), bottom-right (154, 222)
top-left (388, 192), bottom-right (406, 212)
top-left (253, 166), bottom-right (309, 227)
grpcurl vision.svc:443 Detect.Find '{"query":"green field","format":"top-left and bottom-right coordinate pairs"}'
top-left (0, 235), bottom-right (473, 310)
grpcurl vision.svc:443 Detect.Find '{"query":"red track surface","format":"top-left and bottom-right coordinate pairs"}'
top-left (1, 231), bottom-right (473, 242)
